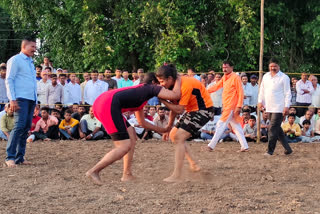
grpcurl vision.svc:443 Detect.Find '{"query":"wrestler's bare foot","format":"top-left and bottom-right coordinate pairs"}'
top-left (163, 175), bottom-right (183, 183)
top-left (86, 171), bottom-right (103, 186)
top-left (121, 174), bottom-right (136, 182)
top-left (190, 163), bottom-right (201, 172)
top-left (5, 160), bottom-right (16, 168)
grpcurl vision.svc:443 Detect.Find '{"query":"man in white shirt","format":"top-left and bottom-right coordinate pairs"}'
top-left (133, 68), bottom-right (144, 86)
top-left (248, 75), bottom-right (259, 112)
top-left (45, 74), bottom-right (64, 107)
top-left (207, 73), bottom-right (223, 115)
top-left (111, 68), bottom-right (123, 85)
top-left (84, 70), bottom-right (108, 105)
top-left (37, 70), bottom-right (51, 105)
top-left (309, 75), bottom-right (320, 108)
top-left (80, 72), bottom-right (90, 104)
top-left (58, 74), bottom-right (69, 105)
top-left (66, 73), bottom-right (81, 105)
top-left (258, 58), bottom-right (292, 156)
top-left (0, 66), bottom-right (8, 111)
top-left (296, 73), bottom-right (314, 117)
top-left (241, 75), bottom-right (251, 106)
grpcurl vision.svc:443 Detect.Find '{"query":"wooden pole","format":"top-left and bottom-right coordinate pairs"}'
top-left (257, 0), bottom-right (264, 143)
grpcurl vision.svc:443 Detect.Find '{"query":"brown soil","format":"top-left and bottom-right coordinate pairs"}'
top-left (1, 139), bottom-right (320, 214)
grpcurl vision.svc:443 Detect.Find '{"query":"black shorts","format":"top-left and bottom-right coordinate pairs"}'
top-left (109, 120), bottom-right (132, 141)
top-left (175, 107), bottom-right (215, 138)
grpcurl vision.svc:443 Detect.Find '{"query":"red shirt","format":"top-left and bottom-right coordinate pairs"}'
top-left (31, 116), bottom-right (41, 131)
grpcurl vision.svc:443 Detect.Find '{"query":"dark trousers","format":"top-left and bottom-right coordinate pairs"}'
top-left (6, 98), bottom-right (36, 164)
top-left (34, 125), bottom-right (60, 140)
top-left (213, 107), bottom-right (222, 116)
top-left (267, 113), bottom-right (292, 155)
top-left (296, 102), bottom-right (311, 117)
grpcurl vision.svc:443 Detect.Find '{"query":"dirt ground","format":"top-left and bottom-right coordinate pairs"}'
top-left (1, 139), bottom-right (320, 214)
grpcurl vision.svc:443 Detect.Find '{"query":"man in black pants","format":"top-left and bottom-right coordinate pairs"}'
top-left (258, 59), bottom-right (292, 155)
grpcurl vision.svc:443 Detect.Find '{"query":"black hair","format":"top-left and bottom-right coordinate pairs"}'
top-left (302, 119), bottom-right (311, 125)
top-left (158, 106), bottom-right (166, 111)
top-left (51, 109), bottom-right (60, 114)
top-left (288, 113), bottom-right (296, 119)
top-left (59, 74), bottom-right (67, 77)
top-left (50, 74), bottom-right (57, 78)
top-left (40, 107), bottom-right (50, 113)
top-left (22, 36), bottom-right (36, 43)
top-left (92, 69), bottom-right (99, 74)
top-left (36, 65), bottom-right (42, 69)
top-left (64, 109), bottom-right (72, 115)
top-left (242, 108), bottom-right (251, 113)
top-left (142, 72), bottom-right (159, 84)
top-left (269, 58), bottom-right (279, 65)
top-left (156, 64), bottom-right (177, 80)
top-left (249, 115), bottom-right (256, 121)
top-left (222, 61), bottom-right (233, 67)
top-left (188, 67), bottom-right (196, 73)
top-left (45, 67), bottom-right (52, 71)
top-left (0, 66), bottom-right (6, 71)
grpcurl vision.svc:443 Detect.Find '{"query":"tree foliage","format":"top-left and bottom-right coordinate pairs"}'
top-left (0, 0), bottom-right (319, 73)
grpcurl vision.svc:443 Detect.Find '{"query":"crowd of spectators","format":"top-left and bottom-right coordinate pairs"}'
top-left (1, 57), bottom-right (320, 144)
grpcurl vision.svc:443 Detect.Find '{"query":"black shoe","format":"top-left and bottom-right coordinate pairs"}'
top-left (284, 150), bottom-right (292, 155)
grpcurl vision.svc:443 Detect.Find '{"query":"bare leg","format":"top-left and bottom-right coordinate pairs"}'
top-left (164, 128), bottom-right (190, 182)
top-left (185, 144), bottom-right (200, 172)
top-left (86, 139), bottom-right (132, 185)
top-left (121, 126), bottom-right (137, 181)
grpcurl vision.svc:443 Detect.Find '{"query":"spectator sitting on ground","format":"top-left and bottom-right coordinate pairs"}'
top-left (54, 102), bottom-right (64, 117)
top-left (149, 106), bottom-right (157, 119)
top-left (260, 111), bottom-right (270, 142)
top-left (59, 109), bottom-right (79, 140)
top-left (0, 104), bottom-right (8, 140)
top-left (153, 107), bottom-right (169, 141)
top-left (200, 116), bottom-right (216, 141)
top-left (143, 106), bottom-right (154, 121)
top-left (299, 110), bottom-right (315, 130)
top-left (30, 105), bottom-right (41, 133)
top-left (51, 109), bottom-right (61, 123)
top-left (282, 114), bottom-right (302, 143)
top-left (79, 107), bottom-right (104, 140)
top-left (243, 115), bottom-right (257, 142)
top-left (72, 103), bottom-right (79, 114)
top-left (0, 104), bottom-right (14, 141)
top-left (27, 107), bottom-right (59, 143)
top-left (219, 124), bottom-right (238, 142)
top-left (241, 108), bottom-right (251, 128)
top-left (128, 113), bottom-right (153, 140)
top-left (72, 105), bottom-right (87, 121)
top-left (301, 120), bottom-right (320, 143)
top-left (285, 107), bottom-right (300, 124)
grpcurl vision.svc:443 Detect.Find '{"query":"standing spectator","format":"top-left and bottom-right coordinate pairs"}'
top-left (290, 77), bottom-right (298, 106)
top-left (45, 74), bottom-right (64, 107)
top-left (59, 109), bottom-right (79, 140)
top-left (207, 73), bottom-right (223, 115)
top-left (59, 74), bottom-right (69, 104)
top-left (132, 71), bottom-right (139, 84)
top-left (98, 73), bottom-right (104, 81)
top-left (66, 73), bottom-right (81, 104)
top-left (200, 74), bottom-right (208, 87)
top-left (153, 107), bottom-right (169, 140)
top-left (258, 58), bottom-right (292, 155)
top-left (112, 68), bottom-right (123, 85)
top-left (296, 73), bottom-right (314, 117)
top-left (118, 71), bottom-right (133, 88)
top-left (133, 68), bottom-right (144, 86)
top-left (37, 70), bottom-right (51, 105)
top-left (41, 56), bottom-right (54, 72)
top-left (35, 65), bottom-right (42, 81)
top-left (28, 107), bottom-right (59, 142)
top-left (282, 114), bottom-right (302, 143)
top-left (241, 75), bottom-right (251, 106)
top-left (207, 72), bottom-right (215, 84)
top-left (309, 75), bottom-right (320, 108)
top-left (5, 37), bottom-right (37, 167)
top-left (75, 76), bottom-right (81, 85)
top-left (248, 75), bottom-right (259, 112)
top-left (0, 66), bottom-right (8, 111)
top-left (0, 104), bottom-right (14, 140)
top-left (187, 67), bottom-right (201, 81)
top-left (84, 70), bottom-right (108, 105)
top-left (104, 69), bottom-right (117, 90)
top-left (243, 115), bottom-right (257, 142)
top-left (80, 72), bottom-right (90, 104)
top-left (260, 111), bottom-right (270, 142)
top-left (79, 107), bottom-right (104, 140)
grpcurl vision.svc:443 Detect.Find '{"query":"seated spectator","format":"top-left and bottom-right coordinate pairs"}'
top-left (241, 108), bottom-right (251, 128)
top-left (0, 104), bottom-right (8, 140)
top-left (299, 110), bottom-right (315, 129)
top-left (0, 104), bottom-right (14, 140)
top-left (200, 116), bottom-right (216, 140)
top-left (153, 107), bottom-right (169, 140)
top-left (79, 107), bottom-right (104, 140)
top-left (282, 114), bottom-right (302, 143)
top-left (260, 111), bottom-right (269, 142)
top-left (128, 114), bottom-right (153, 140)
top-left (27, 106), bottom-right (41, 141)
top-left (149, 106), bottom-right (157, 119)
top-left (301, 120), bottom-right (320, 143)
top-left (72, 105), bottom-right (87, 121)
top-left (59, 109), bottom-right (79, 140)
top-left (219, 124), bottom-right (238, 142)
top-left (143, 106), bottom-right (153, 121)
top-left (72, 103), bottom-right (79, 114)
top-left (243, 115), bottom-right (257, 142)
top-left (27, 107), bottom-right (59, 142)
top-left (285, 107), bottom-right (300, 124)
top-left (51, 109), bottom-right (62, 122)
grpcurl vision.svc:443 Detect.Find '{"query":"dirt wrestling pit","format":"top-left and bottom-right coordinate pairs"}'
top-left (0, 139), bottom-right (320, 213)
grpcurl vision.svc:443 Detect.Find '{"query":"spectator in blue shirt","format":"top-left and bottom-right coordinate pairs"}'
top-left (118, 71), bottom-right (133, 88)
top-left (5, 37), bottom-right (37, 168)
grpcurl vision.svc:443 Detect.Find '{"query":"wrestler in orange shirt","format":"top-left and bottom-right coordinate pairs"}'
top-left (206, 61), bottom-right (249, 152)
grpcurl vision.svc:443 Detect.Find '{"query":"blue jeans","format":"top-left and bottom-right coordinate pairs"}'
top-left (200, 132), bottom-right (214, 140)
top-left (80, 120), bottom-right (104, 140)
top-left (285, 136), bottom-right (302, 143)
top-left (6, 98), bottom-right (36, 163)
top-left (59, 125), bottom-right (78, 139)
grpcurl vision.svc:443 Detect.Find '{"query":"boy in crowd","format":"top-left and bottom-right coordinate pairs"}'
top-left (260, 111), bottom-right (270, 142)
top-left (243, 115), bottom-right (257, 142)
top-left (153, 107), bottom-right (169, 141)
top-left (72, 105), bottom-right (87, 121)
top-left (28, 107), bottom-right (59, 142)
top-left (285, 107), bottom-right (300, 124)
top-left (59, 109), bottom-right (79, 140)
top-left (79, 107), bottom-right (104, 140)
top-left (282, 114), bottom-right (302, 143)
top-left (301, 120), bottom-right (320, 143)
top-left (299, 110), bottom-right (315, 130)
top-left (0, 104), bottom-right (14, 140)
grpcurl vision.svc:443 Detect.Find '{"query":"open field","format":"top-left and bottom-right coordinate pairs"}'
top-left (1, 139), bottom-right (320, 214)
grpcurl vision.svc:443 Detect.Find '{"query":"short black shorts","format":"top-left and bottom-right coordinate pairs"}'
top-left (109, 120), bottom-right (131, 141)
top-left (175, 107), bottom-right (215, 138)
